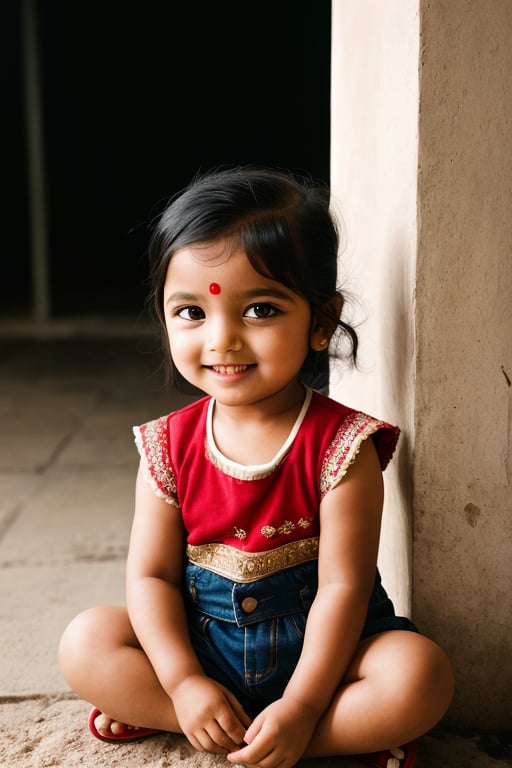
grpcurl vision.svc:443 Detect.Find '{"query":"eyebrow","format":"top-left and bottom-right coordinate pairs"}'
top-left (242, 287), bottom-right (295, 301)
top-left (165, 286), bottom-right (295, 306)
top-left (165, 291), bottom-right (202, 305)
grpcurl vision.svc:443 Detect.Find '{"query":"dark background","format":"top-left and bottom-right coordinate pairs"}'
top-left (1, 1), bottom-right (331, 320)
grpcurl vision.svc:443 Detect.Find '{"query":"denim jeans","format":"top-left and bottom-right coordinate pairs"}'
top-left (184, 559), bottom-right (416, 717)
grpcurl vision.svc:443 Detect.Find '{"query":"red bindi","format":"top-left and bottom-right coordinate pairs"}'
top-left (209, 282), bottom-right (221, 295)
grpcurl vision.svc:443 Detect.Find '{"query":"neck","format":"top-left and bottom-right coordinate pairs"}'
top-left (210, 382), bottom-right (309, 465)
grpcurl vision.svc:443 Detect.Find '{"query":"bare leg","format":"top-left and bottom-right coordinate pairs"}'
top-left (59, 605), bottom-right (182, 735)
top-left (60, 610), bottom-right (453, 757)
top-left (303, 630), bottom-right (455, 758)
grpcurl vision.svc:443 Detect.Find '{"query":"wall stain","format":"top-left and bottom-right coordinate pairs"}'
top-left (464, 503), bottom-right (481, 527)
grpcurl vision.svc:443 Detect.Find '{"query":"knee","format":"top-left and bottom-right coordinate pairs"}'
top-left (393, 634), bottom-right (455, 725)
top-left (367, 632), bottom-right (455, 723)
top-left (420, 639), bottom-right (455, 715)
top-left (59, 606), bottom-right (116, 683)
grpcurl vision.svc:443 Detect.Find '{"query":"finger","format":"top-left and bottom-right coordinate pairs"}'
top-left (215, 688), bottom-right (252, 745)
top-left (228, 728), bottom-right (287, 768)
top-left (220, 686), bottom-right (253, 728)
top-left (188, 728), bottom-right (230, 755)
top-left (228, 744), bottom-right (280, 768)
top-left (243, 714), bottom-right (263, 743)
top-left (216, 704), bottom-right (251, 746)
top-left (189, 716), bottom-right (244, 754)
top-left (208, 719), bottom-right (245, 751)
top-left (228, 742), bottom-right (265, 764)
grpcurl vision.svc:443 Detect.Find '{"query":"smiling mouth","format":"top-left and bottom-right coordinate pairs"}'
top-left (210, 364), bottom-right (251, 375)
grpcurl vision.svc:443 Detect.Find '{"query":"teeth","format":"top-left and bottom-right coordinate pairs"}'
top-left (212, 364), bottom-right (248, 374)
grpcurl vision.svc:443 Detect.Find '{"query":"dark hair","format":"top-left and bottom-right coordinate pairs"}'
top-left (147, 166), bottom-right (358, 385)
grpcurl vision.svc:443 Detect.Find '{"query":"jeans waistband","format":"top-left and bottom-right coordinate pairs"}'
top-left (185, 560), bottom-right (318, 627)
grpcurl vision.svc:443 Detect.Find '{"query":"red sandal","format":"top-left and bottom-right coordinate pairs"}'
top-left (88, 707), bottom-right (161, 744)
top-left (359, 740), bottom-right (418, 768)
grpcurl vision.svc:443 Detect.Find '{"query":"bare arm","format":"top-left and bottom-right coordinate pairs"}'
top-left (228, 437), bottom-right (384, 767)
top-left (126, 461), bottom-right (202, 688)
top-left (284, 435), bottom-right (384, 711)
top-left (126, 459), bottom-right (250, 751)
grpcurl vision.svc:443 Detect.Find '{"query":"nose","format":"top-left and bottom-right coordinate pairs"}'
top-left (207, 316), bottom-right (242, 353)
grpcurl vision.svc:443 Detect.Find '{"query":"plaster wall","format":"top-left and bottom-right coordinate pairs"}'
top-left (330, 0), bottom-right (512, 729)
top-left (330, 0), bottom-right (420, 617)
top-left (414, 1), bottom-right (512, 728)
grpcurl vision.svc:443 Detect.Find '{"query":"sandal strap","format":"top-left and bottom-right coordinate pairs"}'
top-left (360, 740), bottom-right (418, 768)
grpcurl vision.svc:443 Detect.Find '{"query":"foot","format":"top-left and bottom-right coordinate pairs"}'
top-left (94, 711), bottom-right (137, 739)
top-left (88, 707), bottom-right (161, 743)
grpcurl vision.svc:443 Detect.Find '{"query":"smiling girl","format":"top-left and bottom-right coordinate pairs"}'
top-left (59, 167), bottom-right (454, 768)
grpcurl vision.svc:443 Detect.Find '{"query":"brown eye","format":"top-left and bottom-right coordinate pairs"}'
top-left (177, 306), bottom-right (205, 321)
top-left (244, 303), bottom-right (278, 318)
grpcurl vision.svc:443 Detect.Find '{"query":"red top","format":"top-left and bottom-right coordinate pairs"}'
top-left (134, 388), bottom-right (399, 554)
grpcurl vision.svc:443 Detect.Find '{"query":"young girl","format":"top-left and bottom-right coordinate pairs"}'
top-left (59, 167), bottom-right (454, 768)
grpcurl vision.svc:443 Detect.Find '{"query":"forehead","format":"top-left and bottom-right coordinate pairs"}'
top-left (163, 240), bottom-right (307, 307)
top-left (172, 238), bottom-right (237, 267)
top-left (165, 241), bottom-right (268, 288)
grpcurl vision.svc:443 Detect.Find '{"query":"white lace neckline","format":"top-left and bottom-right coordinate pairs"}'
top-left (206, 386), bottom-right (313, 480)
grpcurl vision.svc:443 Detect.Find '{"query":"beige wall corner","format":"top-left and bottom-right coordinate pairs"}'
top-left (330, 0), bottom-right (420, 617)
top-left (415, 0), bottom-right (512, 729)
top-left (331, 0), bottom-right (512, 729)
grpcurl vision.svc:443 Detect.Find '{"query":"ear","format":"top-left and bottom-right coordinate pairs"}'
top-left (309, 294), bottom-right (344, 351)
top-left (309, 327), bottom-right (330, 352)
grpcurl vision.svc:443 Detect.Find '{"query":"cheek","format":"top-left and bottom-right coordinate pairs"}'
top-left (264, 326), bottom-right (309, 361)
top-left (168, 334), bottom-right (192, 362)
top-left (167, 325), bottom-right (204, 370)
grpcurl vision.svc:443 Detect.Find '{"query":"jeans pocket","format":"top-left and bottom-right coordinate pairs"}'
top-left (291, 611), bottom-right (307, 639)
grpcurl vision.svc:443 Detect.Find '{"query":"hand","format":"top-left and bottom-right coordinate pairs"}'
top-left (171, 674), bottom-right (251, 754)
top-left (227, 696), bottom-right (320, 768)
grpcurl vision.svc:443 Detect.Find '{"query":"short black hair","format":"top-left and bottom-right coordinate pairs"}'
top-left (147, 166), bottom-right (357, 385)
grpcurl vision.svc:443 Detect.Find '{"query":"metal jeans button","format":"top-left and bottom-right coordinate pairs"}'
top-left (241, 597), bottom-right (258, 613)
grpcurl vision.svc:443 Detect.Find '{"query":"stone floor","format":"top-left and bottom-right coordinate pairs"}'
top-left (0, 329), bottom-right (510, 767)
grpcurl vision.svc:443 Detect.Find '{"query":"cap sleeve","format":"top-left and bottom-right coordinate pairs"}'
top-left (320, 412), bottom-right (400, 498)
top-left (133, 415), bottom-right (180, 507)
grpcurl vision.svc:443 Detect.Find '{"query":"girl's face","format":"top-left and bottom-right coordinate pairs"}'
top-left (163, 239), bottom-right (322, 410)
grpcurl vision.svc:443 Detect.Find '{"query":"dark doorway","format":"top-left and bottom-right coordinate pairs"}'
top-left (3, 2), bottom-right (331, 320)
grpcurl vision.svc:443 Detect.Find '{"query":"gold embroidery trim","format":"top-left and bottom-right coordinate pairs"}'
top-left (186, 537), bottom-right (319, 583)
top-left (320, 414), bottom-right (385, 497)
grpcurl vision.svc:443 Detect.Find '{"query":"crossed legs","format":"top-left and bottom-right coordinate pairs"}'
top-left (59, 604), bottom-right (454, 755)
